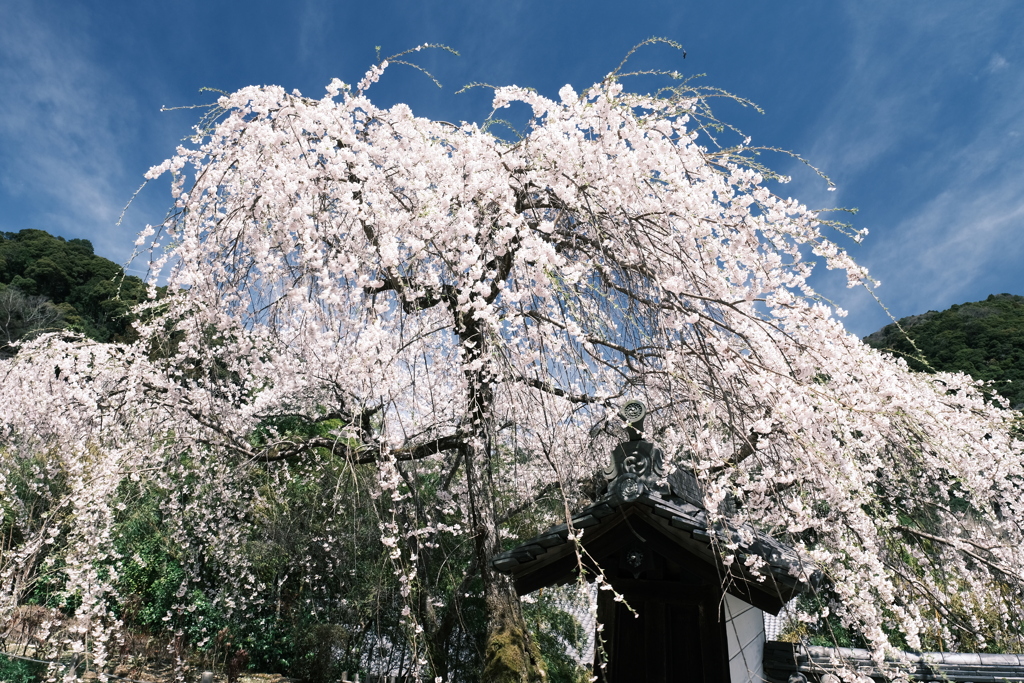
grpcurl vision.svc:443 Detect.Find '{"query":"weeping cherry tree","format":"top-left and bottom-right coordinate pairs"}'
top-left (2, 45), bottom-right (1022, 681)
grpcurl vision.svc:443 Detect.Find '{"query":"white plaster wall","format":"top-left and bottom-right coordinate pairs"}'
top-left (724, 593), bottom-right (766, 683)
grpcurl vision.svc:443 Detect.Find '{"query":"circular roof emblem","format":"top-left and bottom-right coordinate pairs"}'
top-left (615, 473), bottom-right (642, 502)
top-left (619, 400), bottom-right (646, 423)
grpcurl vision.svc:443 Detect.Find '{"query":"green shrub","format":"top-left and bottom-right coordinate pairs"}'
top-left (0, 654), bottom-right (46, 683)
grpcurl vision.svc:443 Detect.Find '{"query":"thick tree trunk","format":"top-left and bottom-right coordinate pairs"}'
top-left (461, 314), bottom-right (546, 683)
top-left (465, 441), bottom-right (546, 683)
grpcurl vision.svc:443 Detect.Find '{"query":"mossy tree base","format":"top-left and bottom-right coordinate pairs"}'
top-left (482, 620), bottom-right (547, 683)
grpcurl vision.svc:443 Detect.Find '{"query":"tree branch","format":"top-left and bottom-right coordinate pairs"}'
top-left (893, 524), bottom-right (1020, 580)
top-left (518, 377), bottom-right (604, 404)
top-left (256, 431), bottom-right (469, 464)
top-left (706, 431), bottom-right (761, 475)
top-left (497, 480), bottom-right (563, 525)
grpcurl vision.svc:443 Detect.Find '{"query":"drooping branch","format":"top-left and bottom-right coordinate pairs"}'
top-left (894, 524), bottom-right (1021, 581)
top-left (256, 431), bottom-right (469, 465)
top-left (497, 480), bottom-right (562, 524)
top-left (705, 421), bottom-right (772, 475)
top-left (517, 377), bottom-right (606, 405)
top-left (521, 309), bottom-right (662, 365)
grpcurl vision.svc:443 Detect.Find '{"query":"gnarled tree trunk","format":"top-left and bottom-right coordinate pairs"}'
top-left (462, 312), bottom-right (546, 683)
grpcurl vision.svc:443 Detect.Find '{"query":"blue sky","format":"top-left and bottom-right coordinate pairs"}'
top-left (1, 0), bottom-right (1021, 337)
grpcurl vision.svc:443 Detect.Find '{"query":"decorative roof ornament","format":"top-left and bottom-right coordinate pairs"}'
top-left (619, 399), bottom-right (647, 438)
top-left (602, 400), bottom-right (668, 500)
top-left (492, 397), bottom-right (819, 611)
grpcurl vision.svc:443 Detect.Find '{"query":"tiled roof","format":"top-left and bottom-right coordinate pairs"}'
top-left (764, 641), bottom-right (1024, 682)
top-left (492, 466), bottom-right (819, 613)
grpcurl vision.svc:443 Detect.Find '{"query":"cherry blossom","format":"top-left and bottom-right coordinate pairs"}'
top-left (2, 57), bottom-right (1021, 680)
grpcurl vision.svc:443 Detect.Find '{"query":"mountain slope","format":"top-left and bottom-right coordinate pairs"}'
top-left (0, 229), bottom-right (146, 349)
top-left (864, 293), bottom-right (1024, 408)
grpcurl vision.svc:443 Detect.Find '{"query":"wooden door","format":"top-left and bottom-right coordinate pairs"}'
top-left (595, 580), bottom-right (729, 683)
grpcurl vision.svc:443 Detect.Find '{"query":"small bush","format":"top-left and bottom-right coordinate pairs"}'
top-left (0, 654), bottom-right (46, 683)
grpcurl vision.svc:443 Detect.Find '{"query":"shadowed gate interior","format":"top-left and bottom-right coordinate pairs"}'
top-left (492, 401), bottom-right (816, 683)
top-left (590, 516), bottom-right (728, 682)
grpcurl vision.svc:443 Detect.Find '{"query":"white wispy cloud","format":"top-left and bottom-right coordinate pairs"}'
top-left (986, 53), bottom-right (1009, 73)
top-left (795, 0), bottom-right (1024, 335)
top-left (0, 0), bottom-right (144, 263)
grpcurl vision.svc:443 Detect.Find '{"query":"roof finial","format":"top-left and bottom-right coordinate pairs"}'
top-left (618, 400), bottom-right (647, 441)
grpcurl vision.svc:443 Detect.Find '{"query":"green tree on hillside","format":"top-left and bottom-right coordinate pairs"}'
top-left (864, 293), bottom-right (1024, 408)
top-left (0, 229), bottom-right (147, 350)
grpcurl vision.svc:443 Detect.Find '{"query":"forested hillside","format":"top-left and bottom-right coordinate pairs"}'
top-left (864, 293), bottom-right (1024, 408)
top-left (0, 229), bottom-right (147, 352)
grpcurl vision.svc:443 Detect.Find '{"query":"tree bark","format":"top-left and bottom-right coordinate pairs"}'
top-left (461, 312), bottom-right (547, 683)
